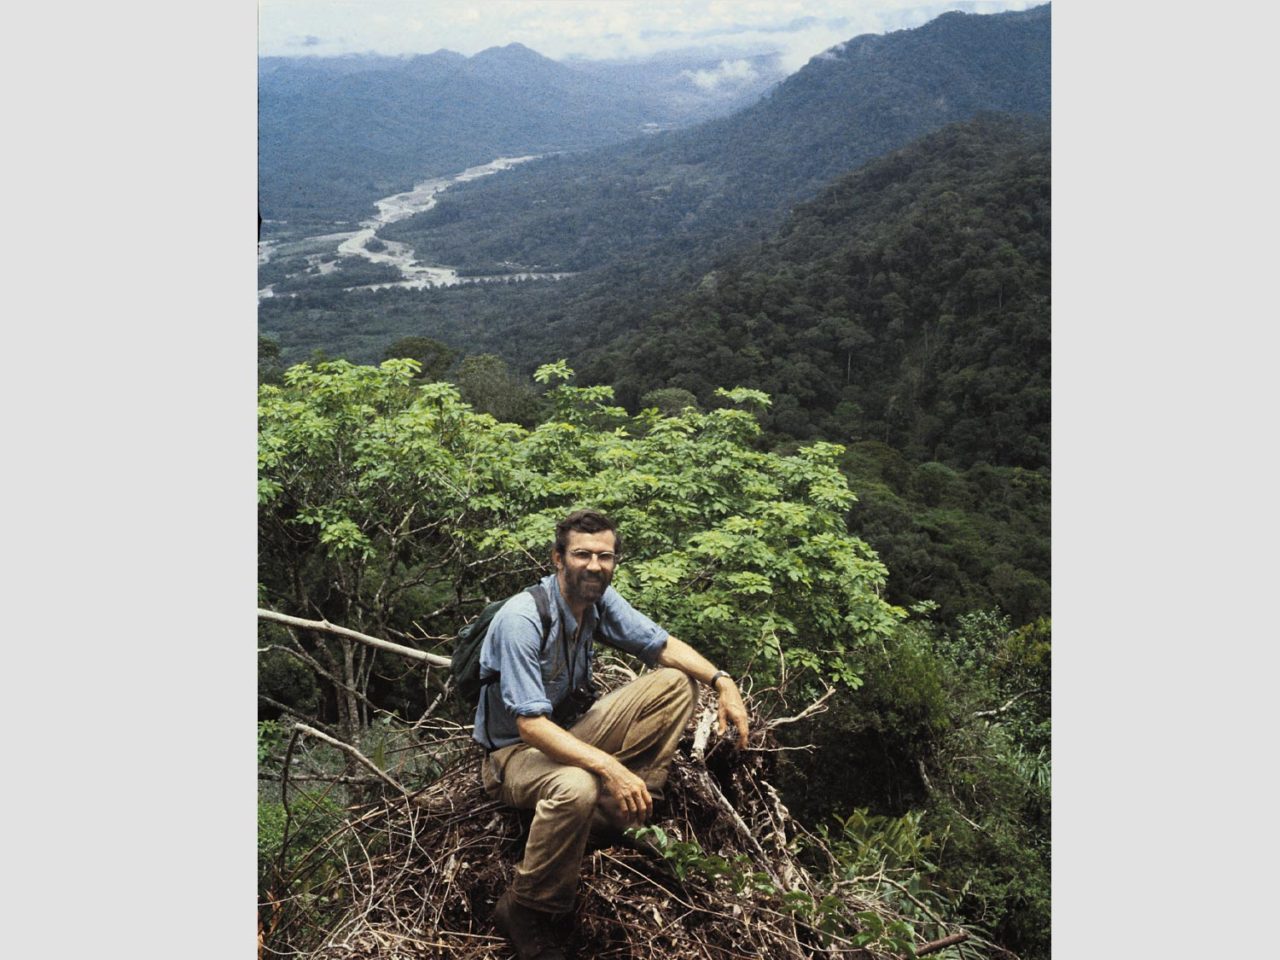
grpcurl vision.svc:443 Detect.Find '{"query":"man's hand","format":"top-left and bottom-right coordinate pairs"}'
top-left (715, 678), bottom-right (750, 749)
top-left (515, 715), bottom-right (652, 825)
top-left (598, 758), bottom-right (653, 826)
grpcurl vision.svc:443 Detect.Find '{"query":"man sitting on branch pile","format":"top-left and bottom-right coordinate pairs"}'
top-left (474, 508), bottom-right (750, 960)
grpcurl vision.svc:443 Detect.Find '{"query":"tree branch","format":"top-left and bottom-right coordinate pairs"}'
top-left (258, 772), bottom-right (386, 785)
top-left (277, 726), bottom-right (303, 877)
top-left (257, 694), bottom-right (339, 737)
top-left (690, 705), bottom-right (717, 764)
top-left (257, 648), bottom-right (394, 724)
top-left (258, 608), bottom-right (451, 667)
top-left (292, 723), bottom-right (409, 797)
top-left (917, 931), bottom-right (969, 956)
top-left (917, 757), bottom-right (934, 796)
top-left (688, 764), bottom-right (786, 892)
top-left (973, 688), bottom-right (1040, 720)
top-left (878, 874), bottom-right (951, 929)
top-left (763, 686), bottom-right (835, 729)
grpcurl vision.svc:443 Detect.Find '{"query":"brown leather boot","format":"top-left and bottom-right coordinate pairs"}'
top-left (493, 889), bottom-right (568, 960)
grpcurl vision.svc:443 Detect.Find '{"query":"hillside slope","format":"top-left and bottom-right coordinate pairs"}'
top-left (586, 113), bottom-right (1051, 472)
top-left (261, 44), bottom-right (663, 224)
top-left (259, 43), bottom-right (790, 226)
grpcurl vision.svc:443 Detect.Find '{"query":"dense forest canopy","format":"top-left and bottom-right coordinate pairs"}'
top-left (585, 114), bottom-right (1051, 468)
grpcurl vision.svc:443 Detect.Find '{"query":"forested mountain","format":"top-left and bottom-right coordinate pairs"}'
top-left (258, 44), bottom-right (642, 224)
top-left (588, 114), bottom-right (1050, 470)
top-left (258, 45), bottom-right (783, 225)
top-left (258, 11), bottom-right (1053, 625)
top-left (379, 4), bottom-right (1050, 279)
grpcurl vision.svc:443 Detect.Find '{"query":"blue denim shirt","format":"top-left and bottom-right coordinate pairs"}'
top-left (472, 573), bottom-right (669, 751)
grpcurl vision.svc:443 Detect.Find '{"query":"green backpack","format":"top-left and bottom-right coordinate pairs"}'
top-left (451, 584), bottom-right (553, 706)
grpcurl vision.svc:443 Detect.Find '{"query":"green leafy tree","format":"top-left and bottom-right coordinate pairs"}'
top-left (779, 610), bottom-right (1051, 959)
top-left (259, 359), bottom-right (903, 743)
top-left (258, 358), bottom-right (526, 743)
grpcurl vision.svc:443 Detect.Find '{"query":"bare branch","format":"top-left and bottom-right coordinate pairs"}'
top-left (259, 772), bottom-right (388, 785)
top-left (292, 723), bottom-right (410, 798)
top-left (258, 608), bottom-right (451, 667)
top-left (411, 685), bottom-right (452, 731)
top-left (277, 726), bottom-right (303, 877)
top-left (763, 685), bottom-right (836, 729)
top-left (257, 647), bottom-right (394, 724)
top-left (688, 764), bottom-right (786, 892)
top-left (973, 688), bottom-right (1041, 720)
top-left (690, 705), bottom-right (717, 764)
top-left (258, 695), bottom-right (339, 737)
top-left (877, 874), bottom-right (951, 929)
top-left (917, 931), bottom-right (970, 956)
top-left (917, 758), bottom-right (934, 795)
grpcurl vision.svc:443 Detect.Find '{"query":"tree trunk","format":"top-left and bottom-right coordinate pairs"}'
top-left (340, 637), bottom-right (361, 749)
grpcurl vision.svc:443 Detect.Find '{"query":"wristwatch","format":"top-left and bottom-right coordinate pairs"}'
top-left (708, 670), bottom-right (732, 689)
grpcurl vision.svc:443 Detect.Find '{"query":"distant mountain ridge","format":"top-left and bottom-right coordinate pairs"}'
top-left (258, 44), bottom-right (783, 225)
top-left (380, 4), bottom-right (1051, 279)
top-left (722, 4), bottom-right (1051, 199)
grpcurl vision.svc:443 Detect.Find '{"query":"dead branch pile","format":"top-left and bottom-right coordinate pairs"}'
top-left (260, 673), bottom-right (984, 960)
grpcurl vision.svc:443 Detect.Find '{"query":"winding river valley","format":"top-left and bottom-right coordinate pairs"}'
top-left (258, 157), bottom-right (573, 298)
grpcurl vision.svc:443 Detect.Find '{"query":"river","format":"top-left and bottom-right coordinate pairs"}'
top-left (258, 156), bottom-right (573, 298)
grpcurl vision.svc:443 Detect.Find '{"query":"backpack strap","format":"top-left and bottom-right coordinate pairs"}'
top-left (479, 583), bottom-right (555, 689)
top-left (527, 583), bottom-right (554, 651)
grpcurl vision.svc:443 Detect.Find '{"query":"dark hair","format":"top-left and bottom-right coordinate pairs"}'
top-left (554, 509), bottom-right (622, 558)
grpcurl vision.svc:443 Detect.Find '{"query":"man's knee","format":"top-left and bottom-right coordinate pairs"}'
top-left (653, 667), bottom-right (697, 701)
top-left (544, 766), bottom-right (599, 819)
top-left (642, 668), bottom-right (697, 733)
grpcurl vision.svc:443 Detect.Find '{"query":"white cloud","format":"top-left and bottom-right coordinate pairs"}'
top-left (683, 59), bottom-right (759, 91)
top-left (258, 1), bottom-right (1035, 69)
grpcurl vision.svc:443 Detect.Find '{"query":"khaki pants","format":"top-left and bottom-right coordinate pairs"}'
top-left (482, 667), bottom-right (697, 913)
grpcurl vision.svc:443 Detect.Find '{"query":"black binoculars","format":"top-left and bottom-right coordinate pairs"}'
top-left (554, 682), bottom-right (600, 727)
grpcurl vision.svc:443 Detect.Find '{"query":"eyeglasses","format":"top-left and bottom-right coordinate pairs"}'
top-left (567, 549), bottom-right (618, 565)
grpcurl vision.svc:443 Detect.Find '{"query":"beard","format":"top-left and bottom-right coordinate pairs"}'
top-left (563, 565), bottom-right (612, 607)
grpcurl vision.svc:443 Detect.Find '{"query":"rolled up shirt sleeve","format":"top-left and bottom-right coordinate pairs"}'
top-left (486, 597), bottom-right (554, 719)
top-left (595, 586), bottom-right (669, 666)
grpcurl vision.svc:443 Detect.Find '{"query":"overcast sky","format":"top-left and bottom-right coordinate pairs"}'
top-left (259, 1), bottom-right (1037, 73)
